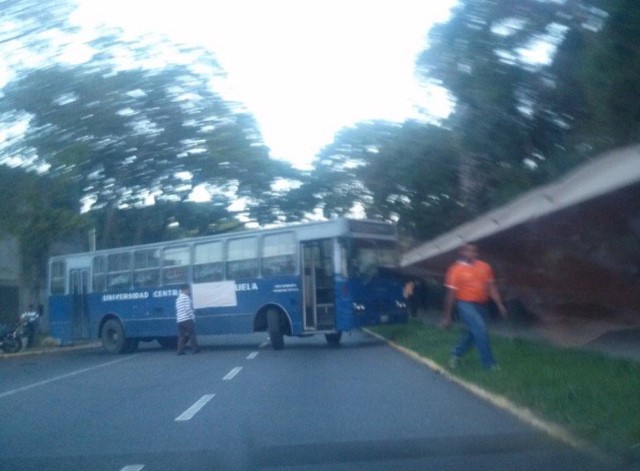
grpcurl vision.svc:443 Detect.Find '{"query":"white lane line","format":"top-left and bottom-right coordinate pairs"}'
top-left (175, 394), bottom-right (215, 422)
top-left (120, 465), bottom-right (145, 471)
top-left (0, 356), bottom-right (136, 399)
top-left (223, 366), bottom-right (242, 380)
top-left (246, 351), bottom-right (259, 360)
top-left (259, 341), bottom-right (269, 348)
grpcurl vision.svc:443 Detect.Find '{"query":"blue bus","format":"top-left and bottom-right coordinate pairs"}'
top-left (48, 218), bottom-right (408, 353)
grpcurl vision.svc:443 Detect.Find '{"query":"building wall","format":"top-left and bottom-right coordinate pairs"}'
top-left (0, 236), bottom-right (21, 324)
top-left (0, 232), bottom-right (87, 329)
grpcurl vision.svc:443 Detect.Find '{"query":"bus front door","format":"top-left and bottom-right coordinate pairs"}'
top-left (69, 269), bottom-right (90, 339)
top-left (302, 240), bottom-right (335, 331)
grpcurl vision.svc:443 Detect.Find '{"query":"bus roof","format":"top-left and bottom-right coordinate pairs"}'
top-left (50, 217), bottom-right (397, 262)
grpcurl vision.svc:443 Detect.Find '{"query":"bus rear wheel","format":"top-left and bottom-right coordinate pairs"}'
top-left (267, 309), bottom-right (284, 350)
top-left (101, 319), bottom-right (129, 354)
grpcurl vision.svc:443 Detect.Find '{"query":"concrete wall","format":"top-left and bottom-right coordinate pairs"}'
top-left (0, 236), bottom-right (21, 324)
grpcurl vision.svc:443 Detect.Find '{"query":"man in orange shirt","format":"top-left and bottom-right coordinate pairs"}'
top-left (440, 243), bottom-right (507, 370)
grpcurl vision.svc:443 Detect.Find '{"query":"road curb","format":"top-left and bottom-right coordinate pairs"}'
top-left (1, 342), bottom-right (101, 360)
top-left (362, 327), bottom-right (609, 463)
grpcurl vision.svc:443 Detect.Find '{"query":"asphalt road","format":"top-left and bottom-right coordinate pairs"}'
top-left (0, 331), bottom-right (602, 470)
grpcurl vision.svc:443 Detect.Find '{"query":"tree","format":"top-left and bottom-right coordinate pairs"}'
top-left (562, 0), bottom-right (640, 151)
top-left (84, 200), bottom-right (247, 248)
top-left (1, 0), bottom-right (303, 245)
top-left (415, 0), bottom-right (614, 214)
top-left (0, 165), bottom-right (85, 297)
top-left (360, 122), bottom-right (465, 239)
top-left (0, 0), bottom-right (76, 48)
top-left (292, 121), bottom-right (466, 240)
top-left (0, 58), bottom-right (297, 245)
top-left (295, 0), bottom-right (625, 241)
top-left (279, 121), bottom-right (404, 222)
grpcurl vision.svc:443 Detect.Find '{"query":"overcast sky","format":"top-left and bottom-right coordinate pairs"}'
top-left (72, 0), bottom-right (456, 169)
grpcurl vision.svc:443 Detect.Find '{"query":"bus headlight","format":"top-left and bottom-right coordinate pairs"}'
top-left (352, 303), bottom-right (366, 313)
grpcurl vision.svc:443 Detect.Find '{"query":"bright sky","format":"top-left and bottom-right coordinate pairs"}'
top-left (71, 0), bottom-right (455, 169)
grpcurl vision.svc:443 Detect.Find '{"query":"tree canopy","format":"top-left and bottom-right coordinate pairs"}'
top-left (295, 0), bottom-right (638, 241)
top-left (1, 0), bottom-right (638, 292)
top-left (0, 0), bottom-right (303, 247)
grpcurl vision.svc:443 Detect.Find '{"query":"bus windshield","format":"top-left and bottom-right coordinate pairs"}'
top-left (346, 238), bottom-right (399, 278)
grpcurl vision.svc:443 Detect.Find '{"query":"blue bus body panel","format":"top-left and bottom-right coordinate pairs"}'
top-left (50, 275), bottom-right (405, 343)
top-left (49, 295), bottom-right (73, 343)
top-left (335, 275), bottom-right (408, 331)
top-left (50, 273), bottom-right (405, 342)
top-left (51, 276), bottom-right (306, 342)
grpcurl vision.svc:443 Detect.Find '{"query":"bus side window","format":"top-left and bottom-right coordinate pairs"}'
top-left (194, 241), bottom-right (224, 283)
top-left (107, 252), bottom-right (132, 291)
top-left (194, 263), bottom-right (224, 282)
top-left (133, 249), bottom-right (160, 288)
top-left (92, 256), bottom-right (107, 292)
top-left (162, 246), bottom-right (191, 286)
top-left (50, 260), bottom-right (66, 294)
top-left (262, 232), bottom-right (296, 277)
top-left (262, 255), bottom-right (296, 276)
top-left (227, 237), bottom-right (258, 280)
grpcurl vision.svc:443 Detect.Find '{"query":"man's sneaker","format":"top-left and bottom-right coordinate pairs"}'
top-left (448, 355), bottom-right (460, 369)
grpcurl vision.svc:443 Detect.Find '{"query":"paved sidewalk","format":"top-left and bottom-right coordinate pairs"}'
top-left (0, 340), bottom-right (101, 360)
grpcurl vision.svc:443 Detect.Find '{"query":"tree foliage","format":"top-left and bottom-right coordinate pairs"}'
top-left (301, 0), bottom-right (638, 243)
top-left (0, 62), bottom-right (275, 207)
top-left (0, 15), bottom-right (301, 245)
top-left (292, 121), bottom-right (464, 239)
top-left (0, 165), bottom-right (85, 294)
top-left (85, 201), bottom-right (246, 249)
top-left (2, 0), bottom-right (639, 270)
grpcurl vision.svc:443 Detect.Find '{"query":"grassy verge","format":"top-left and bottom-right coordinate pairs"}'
top-left (369, 318), bottom-right (640, 462)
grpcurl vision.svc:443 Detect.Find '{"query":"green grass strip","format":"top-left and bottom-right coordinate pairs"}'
top-left (369, 319), bottom-right (640, 462)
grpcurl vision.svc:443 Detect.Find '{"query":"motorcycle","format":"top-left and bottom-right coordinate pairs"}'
top-left (0, 323), bottom-right (23, 354)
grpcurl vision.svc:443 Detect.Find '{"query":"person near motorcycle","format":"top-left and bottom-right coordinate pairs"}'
top-left (20, 304), bottom-right (40, 348)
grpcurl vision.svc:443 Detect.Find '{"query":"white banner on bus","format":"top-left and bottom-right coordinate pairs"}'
top-left (192, 281), bottom-right (237, 308)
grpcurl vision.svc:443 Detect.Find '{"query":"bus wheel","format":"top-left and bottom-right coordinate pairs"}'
top-left (101, 319), bottom-right (128, 354)
top-left (267, 309), bottom-right (284, 350)
top-left (325, 332), bottom-right (342, 346)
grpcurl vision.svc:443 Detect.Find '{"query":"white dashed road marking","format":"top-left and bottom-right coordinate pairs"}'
top-left (259, 341), bottom-right (269, 348)
top-left (246, 351), bottom-right (259, 360)
top-left (0, 356), bottom-right (136, 399)
top-left (120, 465), bottom-right (144, 471)
top-left (223, 366), bottom-right (242, 380)
top-left (175, 394), bottom-right (215, 422)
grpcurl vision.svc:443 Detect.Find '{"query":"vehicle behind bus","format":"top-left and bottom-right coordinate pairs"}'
top-left (48, 218), bottom-right (408, 353)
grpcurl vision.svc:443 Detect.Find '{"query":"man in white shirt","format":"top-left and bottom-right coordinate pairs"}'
top-left (175, 284), bottom-right (200, 355)
top-left (20, 304), bottom-right (40, 348)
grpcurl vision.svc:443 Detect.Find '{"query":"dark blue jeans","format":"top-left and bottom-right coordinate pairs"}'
top-left (452, 301), bottom-right (496, 369)
top-left (177, 319), bottom-right (199, 354)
